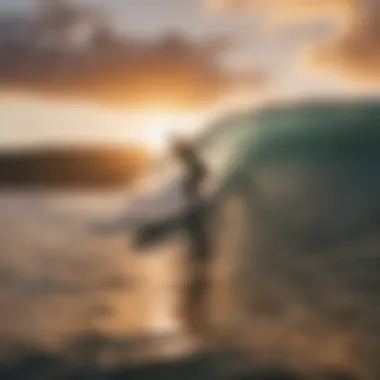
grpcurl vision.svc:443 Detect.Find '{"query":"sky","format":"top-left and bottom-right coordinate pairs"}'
top-left (0, 0), bottom-right (379, 150)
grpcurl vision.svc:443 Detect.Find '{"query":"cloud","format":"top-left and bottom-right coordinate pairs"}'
top-left (309, 0), bottom-right (380, 83)
top-left (209, 0), bottom-right (380, 83)
top-left (207, 0), bottom-right (353, 24)
top-left (0, 1), bottom-right (266, 109)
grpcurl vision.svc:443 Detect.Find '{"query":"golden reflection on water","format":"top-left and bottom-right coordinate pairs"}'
top-left (0, 189), bottom-right (214, 366)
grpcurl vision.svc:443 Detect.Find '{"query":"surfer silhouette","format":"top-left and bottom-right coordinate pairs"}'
top-left (170, 136), bottom-right (211, 334)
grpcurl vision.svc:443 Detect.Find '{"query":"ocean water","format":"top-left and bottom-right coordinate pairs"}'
top-left (0, 189), bottom-right (190, 362)
top-left (0, 161), bottom-right (380, 376)
top-left (1, 106), bottom-right (380, 376)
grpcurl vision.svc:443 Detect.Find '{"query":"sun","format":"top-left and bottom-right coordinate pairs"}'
top-left (139, 112), bottom-right (178, 151)
top-left (131, 109), bottom-right (204, 152)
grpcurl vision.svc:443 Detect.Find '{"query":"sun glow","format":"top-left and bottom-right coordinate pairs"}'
top-left (138, 111), bottom-right (178, 151)
top-left (131, 109), bottom-right (207, 152)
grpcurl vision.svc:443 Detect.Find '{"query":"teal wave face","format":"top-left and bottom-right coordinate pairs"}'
top-left (234, 102), bottom-right (380, 375)
top-left (249, 101), bottom-right (380, 163)
top-left (242, 101), bottom-right (380, 247)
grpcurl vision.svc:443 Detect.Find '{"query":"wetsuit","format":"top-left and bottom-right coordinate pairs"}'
top-left (177, 147), bottom-right (211, 333)
top-left (183, 154), bottom-right (209, 263)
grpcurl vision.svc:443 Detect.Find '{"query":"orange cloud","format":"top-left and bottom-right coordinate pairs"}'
top-left (310, 0), bottom-right (380, 82)
top-left (208, 0), bottom-right (354, 24)
top-left (209, 0), bottom-right (380, 83)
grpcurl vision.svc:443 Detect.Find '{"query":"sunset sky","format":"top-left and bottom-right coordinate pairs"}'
top-left (0, 0), bottom-right (379, 150)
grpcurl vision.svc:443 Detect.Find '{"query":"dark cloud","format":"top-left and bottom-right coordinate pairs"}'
top-left (0, 1), bottom-right (266, 108)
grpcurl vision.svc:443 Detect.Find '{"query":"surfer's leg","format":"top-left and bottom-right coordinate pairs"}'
top-left (183, 258), bottom-right (211, 336)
